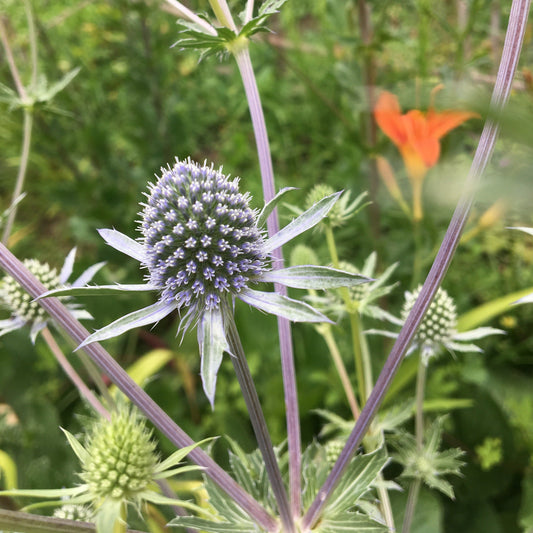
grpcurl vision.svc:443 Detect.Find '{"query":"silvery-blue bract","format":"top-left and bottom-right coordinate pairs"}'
top-left (41, 158), bottom-right (369, 405)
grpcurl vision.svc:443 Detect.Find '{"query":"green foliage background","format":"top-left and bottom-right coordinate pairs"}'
top-left (2, 1), bottom-right (533, 532)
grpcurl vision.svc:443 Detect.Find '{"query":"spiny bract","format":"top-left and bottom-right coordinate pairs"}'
top-left (140, 159), bottom-right (266, 312)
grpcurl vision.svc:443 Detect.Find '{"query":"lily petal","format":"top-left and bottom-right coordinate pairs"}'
top-left (98, 228), bottom-right (147, 263)
top-left (76, 299), bottom-right (177, 350)
top-left (238, 288), bottom-right (333, 323)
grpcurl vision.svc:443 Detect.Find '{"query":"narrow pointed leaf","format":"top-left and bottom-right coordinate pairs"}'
top-left (198, 309), bottom-right (228, 408)
top-left (0, 486), bottom-right (86, 499)
top-left (153, 464), bottom-right (204, 479)
top-left (154, 438), bottom-right (214, 473)
top-left (77, 300), bottom-right (177, 350)
top-left (257, 187), bottom-right (297, 227)
top-left (60, 248), bottom-right (76, 284)
top-left (72, 261), bottom-right (107, 287)
top-left (60, 428), bottom-right (90, 464)
top-left (261, 266), bottom-right (371, 290)
top-left (263, 191), bottom-right (342, 252)
top-left (36, 283), bottom-right (158, 300)
top-left (512, 226), bottom-right (533, 236)
top-left (238, 288), bottom-right (333, 323)
top-left (453, 327), bottom-right (504, 341)
top-left (142, 491), bottom-right (206, 513)
top-left (98, 228), bottom-right (146, 263)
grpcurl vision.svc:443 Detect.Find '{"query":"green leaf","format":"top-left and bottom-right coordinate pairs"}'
top-left (317, 512), bottom-right (387, 532)
top-left (257, 187), bottom-right (297, 228)
top-left (457, 287), bottom-right (533, 331)
top-left (261, 266), bottom-right (371, 290)
top-left (169, 517), bottom-right (253, 532)
top-left (38, 67), bottom-right (81, 102)
top-left (263, 192), bottom-right (342, 253)
top-left (154, 438), bottom-right (214, 474)
top-left (60, 428), bottom-right (90, 464)
top-left (0, 450), bottom-right (17, 490)
top-left (325, 448), bottom-right (388, 517)
top-left (109, 349), bottom-right (175, 395)
top-left (95, 498), bottom-right (123, 533)
top-left (0, 486), bottom-right (86, 499)
top-left (422, 398), bottom-right (473, 412)
top-left (238, 288), bottom-right (332, 323)
top-left (198, 309), bottom-right (229, 408)
top-left (141, 491), bottom-right (206, 514)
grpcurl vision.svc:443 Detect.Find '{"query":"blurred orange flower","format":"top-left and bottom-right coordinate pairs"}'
top-left (374, 90), bottom-right (478, 220)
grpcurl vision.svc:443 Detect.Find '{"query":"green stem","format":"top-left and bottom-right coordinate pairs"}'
top-left (401, 479), bottom-right (422, 533)
top-left (2, 110), bottom-right (33, 245)
top-left (113, 502), bottom-right (128, 533)
top-left (224, 313), bottom-right (295, 533)
top-left (23, 0), bottom-right (38, 89)
top-left (402, 357), bottom-right (427, 533)
top-left (411, 219), bottom-right (423, 288)
top-left (209, 0), bottom-right (238, 32)
top-left (41, 327), bottom-right (110, 420)
top-left (324, 224), bottom-right (369, 406)
top-left (316, 322), bottom-right (360, 419)
top-left (58, 328), bottom-right (116, 409)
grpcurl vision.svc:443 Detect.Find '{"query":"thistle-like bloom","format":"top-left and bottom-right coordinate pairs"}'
top-left (0, 249), bottom-right (103, 343)
top-left (374, 90), bottom-right (478, 220)
top-left (369, 285), bottom-right (503, 364)
top-left (0, 404), bottom-right (207, 532)
top-left (44, 158), bottom-right (368, 404)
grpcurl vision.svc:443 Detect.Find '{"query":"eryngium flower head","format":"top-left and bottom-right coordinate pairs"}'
top-left (368, 284), bottom-right (503, 364)
top-left (140, 159), bottom-right (266, 313)
top-left (401, 285), bottom-right (458, 355)
top-left (58, 158), bottom-right (369, 405)
top-left (81, 407), bottom-right (158, 500)
top-left (53, 504), bottom-right (93, 522)
top-left (0, 249), bottom-right (103, 343)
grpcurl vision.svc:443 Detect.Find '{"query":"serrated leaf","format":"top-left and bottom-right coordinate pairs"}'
top-left (257, 187), bottom-right (297, 228)
top-left (263, 192), bottom-right (342, 252)
top-left (325, 448), bottom-right (388, 517)
top-left (261, 266), bottom-right (371, 290)
top-left (238, 288), bottom-right (332, 323)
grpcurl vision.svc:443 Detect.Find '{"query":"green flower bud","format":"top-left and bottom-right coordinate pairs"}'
top-left (0, 260), bottom-right (60, 323)
top-left (53, 504), bottom-right (93, 522)
top-left (401, 285), bottom-right (457, 353)
top-left (289, 244), bottom-right (319, 267)
top-left (81, 407), bottom-right (158, 501)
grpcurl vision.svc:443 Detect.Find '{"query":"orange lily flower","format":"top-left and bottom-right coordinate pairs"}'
top-left (374, 90), bottom-right (478, 220)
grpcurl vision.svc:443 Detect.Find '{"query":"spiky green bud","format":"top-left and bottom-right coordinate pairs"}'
top-left (81, 407), bottom-right (158, 501)
top-left (401, 285), bottom-right (457, 352)
top-left (0, 260), bottom-right (60, 323)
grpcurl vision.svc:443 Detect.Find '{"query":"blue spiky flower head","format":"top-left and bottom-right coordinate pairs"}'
top-left (140, 159), bottom-right (266, 317)
top-left (45, 158), bottom-right (370, 405)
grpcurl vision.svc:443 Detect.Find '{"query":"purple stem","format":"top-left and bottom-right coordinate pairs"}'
top-left (0, 243), bottom-right (278, 533)
top-left (302, 0), bottom-right (531, 528)
top-left (233, 45), bottom-right (302, 518)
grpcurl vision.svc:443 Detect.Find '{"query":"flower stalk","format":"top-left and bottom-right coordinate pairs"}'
top-left (232, 44), bottom-right (302, 517)
top-left (224, 310), bottom-right (295, 533)
top-left (302, 0), bottom-right (531, 527)
top-left (41, 327), bottom-right (110, 420)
